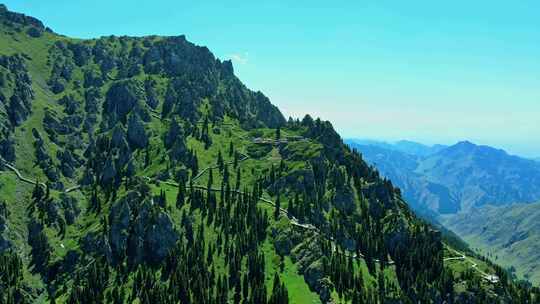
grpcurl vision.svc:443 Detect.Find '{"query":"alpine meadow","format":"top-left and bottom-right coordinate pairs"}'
top-left (0, 4), bottom-right (540, 304)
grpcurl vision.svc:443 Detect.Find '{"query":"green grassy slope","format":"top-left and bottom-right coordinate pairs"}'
top-left (0, 5), bottom-right (538, 304)
top-left (442, 202), bottom-right (540, 284)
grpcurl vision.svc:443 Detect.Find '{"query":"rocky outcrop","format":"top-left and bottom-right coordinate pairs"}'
top-left (107, 190), bottom-right (179, 266)
top-left (101, 157), bottom-right (117, 185)
top-left (164, 118), bottom-right (187, 161)
top-left (0, 201), bottom-right (12, 252)
top-left (58, 94), bottom-right (81, 115)
top-left (109, 197), bottom-right (131, 261)
top-left (0, 137), bottom-right (15, 162)
top-left (26, 26), bottom-right (43, 37)
top-left (111, 124), bottom-right (127, 148)
top-left (32, 128), bottom-right (63, 188)
top-left (43, 109), bottom-right (71, 135)
top-left (291, 237), bottom-right (332, 303)
top-left (81, 231), bottom-right (113, 263)
top-left (104, 79), bottom-right (147, 127)
top-left (0, 4), bottom-right (47, 31)
top-left (129, 201), bottom-right (178, 264)
top-left (57, 149), bottom-right (80, 178)
top-left (272, 221), bottom-right (332, 303)
top-left (60, 194), bottom-right (80, 225)
top-left (144, 77), bottom-right (159, 109)
top-left (84, 87), bottom-right (102, 114)
top-left (68, 42), bottom-right (92, 67)
top-left (127, 113), bottom-right (148, 149)
top-left (1, 54), bottom-right (34, 127)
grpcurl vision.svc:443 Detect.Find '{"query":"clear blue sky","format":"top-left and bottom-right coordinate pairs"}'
top-left (5, 1), bottom-right (540, 157)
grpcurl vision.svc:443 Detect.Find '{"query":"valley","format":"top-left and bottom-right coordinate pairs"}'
top-left (347, 138), bottom-right (540, 286)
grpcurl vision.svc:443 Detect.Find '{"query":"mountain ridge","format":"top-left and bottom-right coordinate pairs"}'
top-left (347, 139), bottom-right (540, 214)
top-left (0, 5), bottom-right (537, 303)
top-left (347, 138), bottom-right (540, 287)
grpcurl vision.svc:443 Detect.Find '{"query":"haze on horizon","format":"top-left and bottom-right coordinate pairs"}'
top-left (5, 1), bottom-right (539, 157)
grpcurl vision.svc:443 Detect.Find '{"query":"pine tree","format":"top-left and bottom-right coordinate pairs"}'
top-left (176, 178), bottom-right (185, 208)
top-left (269, 273), bottom-right (288, 304)
top-left (378, 269), bottom-right (386, 303)
top-left (235, 167), bottom-right (241, 190)
top-left (208, 168), bottom-right (214, 189)
top-left (234, 151), bottom-right (239, 168)
top-left (287, 197), bottom-right (294, 217)
top-left (274, 193), bottom-right (281, 220)
top-left (144, 146), bottom-right (151, 167)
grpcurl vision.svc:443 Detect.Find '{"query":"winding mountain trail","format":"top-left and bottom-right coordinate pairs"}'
top-left (1, 125), bottom-right (498, 281)
top-left (162, 147), bottom-right (397, 265)
top-left (443, 245), bottom-right (499, 283)
top-left (191, 152), bottom-right (249, 182)
top-left (2, 153), bottom-right (500, 280)
top-left (0, 156), bottom-right (81, 193)
top-left (0, 156), bottom-right (46, 189)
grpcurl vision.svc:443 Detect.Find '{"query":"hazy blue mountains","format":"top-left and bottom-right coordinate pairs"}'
top-left (346, 139), bottom-right (540, 215)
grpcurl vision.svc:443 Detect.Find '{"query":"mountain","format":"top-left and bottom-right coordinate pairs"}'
top-left (347, 138), bottom-right (540, 285)
top-left (347, 139), bottom-right (447, 157)
top-left (0, 5), bottom-right (537, 303)
top-left (416, 141), bottom-right (540, 211)
top-left (347, 139), bottom-right (540, 215)
top-left (441, 202), bottom-right (540, 284)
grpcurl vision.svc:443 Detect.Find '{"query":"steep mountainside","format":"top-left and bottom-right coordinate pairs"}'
top-left (441, 202), bottom-right (540, 285)
top-left (417, 141), bottom-right (540, 211)
top-left (0, 5), bottom-right (537, 303)
top-left (347, 140), bottom-right (540, 215)
top-left (347, 139), bottom-right (540, 287)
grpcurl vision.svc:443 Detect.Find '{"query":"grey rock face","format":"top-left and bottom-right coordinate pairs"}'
top-left (111, 125), bottom-right (127, 148)
top-left (108, 193), bottom-right (178, 265)
top-left (293, 247), bottom-right (331, 304)
top-left (127, 113), bottom-right (148, 149)
top-left (104, 79), bottom-right (147, 126)
top-left (128, 200), bottom-right (178, 264)
top-left (81, 232), bottom-right (113, 263)
top-left (101, 157), bottom-right (117, 184)
top-left (144, 210), bottom-right (178, 264)
top-left (0, 201), bottom-right (12, 252)
top-left (331, 186), bottom-right (355, 213)
top-left (60, 194), bottom-right (80, 225)
top-left (0, 138), bottom-right (15, 162)
top-left (109, 197), bottom-right (131, 261)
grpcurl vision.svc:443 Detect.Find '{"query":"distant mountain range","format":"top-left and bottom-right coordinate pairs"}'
top-left (346, 139), bottom-right (540, 215)
top-left (347, 138), bottom-right (540, 283)
top-left (347, 139), bottom-right (448, 157)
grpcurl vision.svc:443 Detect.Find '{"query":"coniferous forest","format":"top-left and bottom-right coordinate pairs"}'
top-left (0, 5), bottom-right (539, 303)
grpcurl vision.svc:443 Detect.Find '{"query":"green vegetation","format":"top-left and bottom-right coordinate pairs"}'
top-left (1, 4), bottom-right (540, 304)
top-left (442, 202), bottom-right (540, 285)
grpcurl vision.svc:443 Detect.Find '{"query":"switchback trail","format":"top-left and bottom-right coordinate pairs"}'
top-left (191, 152), bottom-right (249, 182)
top-left (0, 156), bottom-right (79, 193)
top-left (1, 124), bottom-right (497, 280)
top-left (443, 245), bottom-right (499, 283)
top-left (158, 177), bottom-right (395, 265)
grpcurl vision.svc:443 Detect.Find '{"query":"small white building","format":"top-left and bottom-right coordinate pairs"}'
top-left (484, 275), bottom-right (500, 284)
